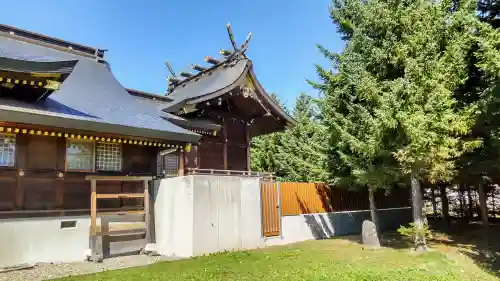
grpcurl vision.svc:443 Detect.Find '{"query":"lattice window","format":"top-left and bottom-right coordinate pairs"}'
top-left (96, 142), bottom-right (122, 171)
top-left (0, 134), bottom-right (15, 167)
top-left (157, 153), bottom-right (179, 177)
top-left (66, 140), bottom-right (94, 171)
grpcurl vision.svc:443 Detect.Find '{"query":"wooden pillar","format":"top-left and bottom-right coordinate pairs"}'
top-left (143, 180), bottom-right (151, 243)
top-left (55, 178), bottom-right (64, 209)
top-left (90, 179), bottom-right (99, 262)
top-left (15, 172), bottom-right (24, 209)
top-left (178, 150), bottom-right (185, 176)
top-left (245, 123), bottom-right (251, 172)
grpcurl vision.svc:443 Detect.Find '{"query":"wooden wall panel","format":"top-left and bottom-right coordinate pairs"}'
top-left (23, 178), bottom-right (57, 210)
top-left (225, 121), bottom-right (246, 144)
top-left (199, 142), bottom-right (224, 170)
top-left (15, 134), bottom-right (28, 168)
top-left (63, 177), bottom-right (90, 209)
top-left (123, 144), bottom-right (158, 174)
top-left (27, 136), bottom-right (57, 170)
top-left (0, 176), bottom-right (16, 211)
top-left (227, 145), bottom-right (247, 171)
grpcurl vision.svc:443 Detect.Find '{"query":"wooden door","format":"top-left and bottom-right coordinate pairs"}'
top-left (261, 181), bottom-right (281, 237)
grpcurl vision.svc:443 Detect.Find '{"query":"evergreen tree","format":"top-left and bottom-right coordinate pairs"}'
top-left (251, 93), bottom-right (328, 182)
top-left (318, 0), bottom-right (500, 250)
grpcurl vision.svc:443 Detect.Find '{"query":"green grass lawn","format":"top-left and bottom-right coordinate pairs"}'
top-left (58, 238), bottom-right (498, 281)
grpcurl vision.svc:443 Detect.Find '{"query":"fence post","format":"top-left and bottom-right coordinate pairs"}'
top-left (259, 178), bottom-right (264, 237)
top-left (277, 181), bottom-right (283, 237)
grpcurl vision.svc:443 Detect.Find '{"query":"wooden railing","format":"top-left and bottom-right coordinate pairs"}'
top-left (86, 175), bottom-right (152, 262)
top-left (186, 168), bottom-right (274, 179)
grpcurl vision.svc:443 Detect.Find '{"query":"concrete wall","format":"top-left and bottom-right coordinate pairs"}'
top-left (265, 207), bottom-right (412, 246)
top-left (0, 216), bottom-right (90, 267)
top-left (192, 175), bottom-right (263, 256)
top-left (0, 214), bottom-right (146, 268)
top-left (0, 176), bottom-right (412, 267)
top-left (153, 176), bottom-right (194, 257)
top-left (153, 175), bottom-right (263, 257)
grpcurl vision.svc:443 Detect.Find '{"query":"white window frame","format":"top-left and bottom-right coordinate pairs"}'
top-left (0, 133), bottom-right (16, 167)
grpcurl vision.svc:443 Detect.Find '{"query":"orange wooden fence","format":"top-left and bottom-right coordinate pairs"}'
top-left (260, 181), bottom-right (410, 236)
top-left (279, 182), bottom-right (410, 216)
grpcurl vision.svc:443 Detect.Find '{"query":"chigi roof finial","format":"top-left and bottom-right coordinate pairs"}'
top-left (225, 23), bottom-right (252, 59)
top-left (167, 24), bottom-right (253, 93)
top-left (165, 60), bottom-right (177, 77)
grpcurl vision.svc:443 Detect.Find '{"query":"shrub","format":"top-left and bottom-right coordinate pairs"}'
top-left (398, 223), bottom-right (432, 248)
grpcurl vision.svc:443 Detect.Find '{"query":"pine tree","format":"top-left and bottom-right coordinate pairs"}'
top-left (274, 93), bottom-right (328, 182)
top-left (311, 41), bottom-right (400, 235)
top-left (251, 93), bottom-right (328, 182)
top-left (318, 0), bottom-right (500, 250)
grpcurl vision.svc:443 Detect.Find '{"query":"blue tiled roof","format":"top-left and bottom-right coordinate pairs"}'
top-left (0, 35), bottom-right (200, 143)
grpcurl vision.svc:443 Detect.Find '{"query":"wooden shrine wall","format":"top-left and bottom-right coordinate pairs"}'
top-left (195, 120), bottom-right (249, 171)
top-left (0, 134), bottom-right (159, 216)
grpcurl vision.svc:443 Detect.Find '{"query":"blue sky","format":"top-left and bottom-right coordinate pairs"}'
top-left (1, 0), bottom-right (343, 108)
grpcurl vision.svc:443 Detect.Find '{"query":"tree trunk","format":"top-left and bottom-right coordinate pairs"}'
top-left (431, 186), bottom-right (438, 218)
top-left (467, 185), bottom-right (473, 221)
top-left (478, 183), bottom-right (489, 228)
top-left (368, 187), bottom-right (379, 234)
top-left (459, 184), bottom-right (465, 218)
top-left (439, 184), bottom-right (450, 225)
top-left (411, 172), bottom-right (427, 251)
top-left (492, 190), bottom-right (496, 219)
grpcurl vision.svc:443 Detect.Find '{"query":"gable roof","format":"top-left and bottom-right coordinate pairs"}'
top-left (163, 59), bottom-right (249, 113)
top-left (162, 56), bottom-right (295, 127)
top-left (0, 30), bottom-right (200, 143)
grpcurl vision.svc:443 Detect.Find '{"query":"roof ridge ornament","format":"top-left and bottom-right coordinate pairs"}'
top-left (165, 24), bottom-right (252, 94)
top-left (226, 23), bottom-right (252, 60)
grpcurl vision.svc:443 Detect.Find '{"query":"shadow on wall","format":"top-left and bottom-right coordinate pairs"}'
top-left (301, 205), bottom-right (413, 239)
top-left (289, 185), bottom-right (412, 240)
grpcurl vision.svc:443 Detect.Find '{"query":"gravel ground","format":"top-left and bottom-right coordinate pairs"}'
top-left (0, 254), bottom-right (178, 281)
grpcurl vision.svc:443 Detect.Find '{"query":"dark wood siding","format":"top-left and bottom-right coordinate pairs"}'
top-left (195, 120), bottom-right (250, 171)
top-left (0, 171), bottom-right (16, 211)
top-left (227, 144), bottom-right (247, 171)
top-left (225, 121), bottom-right (246, 144)
top-left (199, 141), bottom-right (224, 170)
top-left (0, 134), bottom-right (158, 216)
top-left (26, 136), bottom-right (58, 170)
top-left (123, 144), bottom-right (158, 174)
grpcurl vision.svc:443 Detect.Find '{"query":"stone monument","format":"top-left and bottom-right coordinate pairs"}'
top-left (362, 220), bottom-right (380, 248)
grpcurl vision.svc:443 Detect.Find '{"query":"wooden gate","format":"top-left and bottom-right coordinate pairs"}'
top-left (261, 181), bottom-right (281, 237)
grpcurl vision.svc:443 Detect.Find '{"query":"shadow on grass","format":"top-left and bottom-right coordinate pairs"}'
top-left (427, 220), bottom-right (500, 277)
top-left (302, 209), bottom-right (500, 277)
